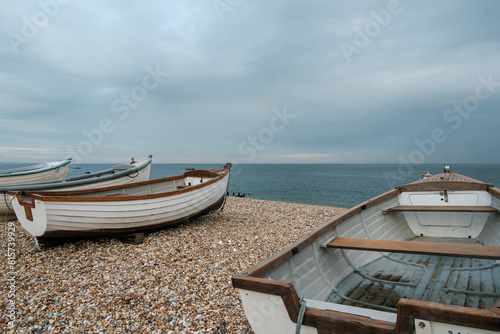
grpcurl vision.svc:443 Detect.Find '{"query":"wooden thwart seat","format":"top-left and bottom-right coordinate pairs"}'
top-left (326, 237), bottom-right (500, 260)
top-left (383, 205), bottom-right (499, 214)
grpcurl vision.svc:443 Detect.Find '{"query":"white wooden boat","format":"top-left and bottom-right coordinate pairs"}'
top-left (8, 163), bottom-right (231, 243)
top-left (232, 169), bottom-right (500, 334)
top-left (0, 159), bottom-right (71, 186)
top-left (0, 156), bottom-right (153, 216)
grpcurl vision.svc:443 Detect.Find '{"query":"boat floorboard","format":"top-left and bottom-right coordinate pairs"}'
top-left (326, 251), bottom-right (500, 313)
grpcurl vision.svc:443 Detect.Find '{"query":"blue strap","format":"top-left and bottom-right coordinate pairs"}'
top-left (295, 297), bottom-right (307, 334)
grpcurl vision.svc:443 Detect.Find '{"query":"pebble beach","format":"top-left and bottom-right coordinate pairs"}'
top-left (1, 197), bottom-right (347, 334)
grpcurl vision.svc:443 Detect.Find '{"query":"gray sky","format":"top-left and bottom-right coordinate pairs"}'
top-left (1, 0), bottom-right (499, 164)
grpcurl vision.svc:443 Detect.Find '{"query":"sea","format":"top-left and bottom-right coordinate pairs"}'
top-left (3, 162), bottom-right (500, 209)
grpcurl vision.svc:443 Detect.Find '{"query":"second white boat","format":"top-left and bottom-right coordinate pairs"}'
top-left (8, 163), bottom-right (231, 243)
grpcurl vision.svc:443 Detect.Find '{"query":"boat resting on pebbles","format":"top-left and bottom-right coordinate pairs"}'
top-left (0, 156), bottom-right (153, 216)
top-left (0, 159), bottom-right (71, 186)
top-left (232, 169), bottom-right (500, 334)
top-left (8, 163), bottom-right (231, 243)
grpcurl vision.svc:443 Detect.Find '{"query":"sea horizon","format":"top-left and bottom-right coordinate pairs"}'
top-left (2, 161), bottom-right (499, 209)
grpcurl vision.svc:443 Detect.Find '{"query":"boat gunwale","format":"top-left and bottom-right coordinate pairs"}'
top-left (0, 159), bottom-right (71, 178)
top-left (8, 167), bottom-right (230, 203)
top-left (489, 186), bottom-right (500, 197)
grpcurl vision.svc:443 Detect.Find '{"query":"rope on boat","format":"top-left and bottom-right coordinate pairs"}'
top-left (127, 170), bottom-right (139, 178)
top-left (295, 297), bottom-right (307, 334)
top-left (3, 192), bottom-right (14, 212)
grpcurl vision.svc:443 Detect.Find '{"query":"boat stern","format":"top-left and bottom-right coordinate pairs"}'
top-left (232, 275), bottom-right (319, 334)
top-left (8, 192), bottom-right (48, 237)
top-left (237, 287), bottom-right (318, 334)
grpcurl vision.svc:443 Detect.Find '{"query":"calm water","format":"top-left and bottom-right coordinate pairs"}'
top-left (3, 162), bottom-right (500, 208)
top-left (222, 163), bottom-right (500, 208)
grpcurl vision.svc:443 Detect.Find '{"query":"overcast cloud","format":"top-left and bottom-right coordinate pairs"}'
top-left (1, 0), bottom-right (499, 164)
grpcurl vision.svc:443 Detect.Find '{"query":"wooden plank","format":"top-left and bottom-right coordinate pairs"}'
top-left (396, 173), bottom-right (493, 192)
top-left (326, 237), bottom-right (500, 259)
top-left (119, 233), bottom-right (145, 245)
top-left (397, 299), bottom-right (500, 334)
top-left (384, 205), bottom-right (499, 214)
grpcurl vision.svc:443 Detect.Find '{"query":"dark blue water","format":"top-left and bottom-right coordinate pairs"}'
top-left (3, 162), bottom-right (500, 208)
top-left (224, 164), bottom-right (500, 208)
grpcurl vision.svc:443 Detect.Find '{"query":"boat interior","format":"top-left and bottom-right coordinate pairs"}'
top-left (325, 243), bottom-right (499, 314)
top-left (257, 176), bottom-right (500, 323)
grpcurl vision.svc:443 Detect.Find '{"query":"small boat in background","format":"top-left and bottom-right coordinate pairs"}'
top-left (420, 171), bottom-right (432, 179)
top-left (185, 167), bottom-right (195, 171)
top-left (232, 167), bottom-right (500, 333)
top-left (0, 159), bottom-right (71, 186)
top-left (0, 156), bottom-right (153, 216)
top-left (8, 163), bottom-right (231, 244)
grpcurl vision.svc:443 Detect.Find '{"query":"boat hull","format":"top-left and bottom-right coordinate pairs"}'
top-left (9, 165), bottom-right (230, 241)
top-left (0, 160), bottom-right (71, 186)
top-left (36, 194), bottom-right (225, 239)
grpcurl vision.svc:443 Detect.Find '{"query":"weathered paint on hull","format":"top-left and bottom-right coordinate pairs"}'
top-left (39, 194), bottom-right (225, 240)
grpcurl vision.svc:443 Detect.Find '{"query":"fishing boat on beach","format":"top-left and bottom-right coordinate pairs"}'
top-left (232, 167), bottom-right (500, 333)
top-left (0, 159), bottom-right (71, 186)
top-left (8, 163), bottom-right (231, 244)
top-left (0, 156), bottom-right (153, 216)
